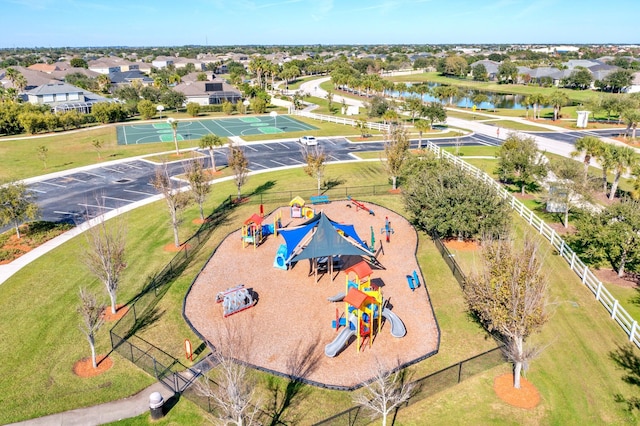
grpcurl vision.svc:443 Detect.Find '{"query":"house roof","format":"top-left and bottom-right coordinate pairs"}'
top-left (108, 70), bottom-right (154, 84)
top-left (173, 79), bottom-right (241, 97)
top-left (26, 82), bottom-right (85, 96)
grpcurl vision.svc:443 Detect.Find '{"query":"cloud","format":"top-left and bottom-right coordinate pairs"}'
top-left (311, 0), bottom-right (333, 21)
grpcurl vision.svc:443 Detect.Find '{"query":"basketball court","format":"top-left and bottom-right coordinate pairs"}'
top-left (116, 115), bottom-right (317, 145)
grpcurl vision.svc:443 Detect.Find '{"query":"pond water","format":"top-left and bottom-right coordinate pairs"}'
top-left (390, 82), bottom-right (552, 110)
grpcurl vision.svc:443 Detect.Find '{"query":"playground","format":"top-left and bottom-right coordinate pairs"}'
top-left (185, 200), bottom-right (440, 389)
top-left (115, 115), bottom-right (317, 145)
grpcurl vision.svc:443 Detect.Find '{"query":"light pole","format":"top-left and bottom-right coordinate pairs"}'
top-left (167, 118), bottom-right (179, 155)
top-left (270, 111), bottom-right (278, 132)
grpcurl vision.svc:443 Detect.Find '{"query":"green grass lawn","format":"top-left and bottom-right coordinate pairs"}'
top-left (1, 154), bottom-right (638, 424)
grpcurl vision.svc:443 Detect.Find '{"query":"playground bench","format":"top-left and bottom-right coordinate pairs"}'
top-left (406, 270), bottom-right (420, 291)
top-left (310, 195), bottom-right (330, 204)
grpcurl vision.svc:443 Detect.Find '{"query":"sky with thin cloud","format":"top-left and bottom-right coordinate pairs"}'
top-left (1, 0), bottom-right (637, 47)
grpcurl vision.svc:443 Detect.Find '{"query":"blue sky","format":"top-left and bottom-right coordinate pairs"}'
top-left (1, 0), bottom-right (638, 48)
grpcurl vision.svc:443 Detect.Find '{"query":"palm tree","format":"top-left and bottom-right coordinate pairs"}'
top-left (96, 74), bottom-right (111, 93)
top-left (622, 108), bottom-right (640, 140)
top-left (609, 145), bottom-right (638, 200)
top-left (596, 143), bottom-right (616, 195)
top-left (571, 136), bottom-right (602, 179)
top-left (529, 92), bottom-right (547, 120)
top-left (167, 118), bottom-right (180, 156)
top-left (414, 119), bottom-right (430, 150)
top-left (199, 134), bottom-right (225, 172)
top-left (548, 90), bottom-right (570, 121)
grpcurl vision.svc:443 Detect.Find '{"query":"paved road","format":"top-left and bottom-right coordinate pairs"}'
top-left (20, 135), bottom-right (497, 228)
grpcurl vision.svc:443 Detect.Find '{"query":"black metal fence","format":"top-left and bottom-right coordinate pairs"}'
top-left (313, 346), bottom-right (505, 426)
top-left (431, 232), bottom-right (467, 289)
top-left (236, 184), bottom-right (394, 207)
top-left (107, 186), bottom-right (505, 423)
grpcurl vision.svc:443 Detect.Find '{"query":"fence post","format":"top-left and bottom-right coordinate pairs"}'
top-left (153, 357), bottom-right (159, 379)
top-left (582, 265), bottom-right (588, 284)
top-left (559, 240), bottom-right (565, 256)
top-left (611, 299), bottom-right (618, 319)
top-left (631, 321), bottom-right (638, 342)
top-left (570, 252), bottom-right (576, 270)
top-left (596, 282), bottom-right (603, 301)
top-left (550, 229), bottom-right (556, 247)
top-left (457, 361), bottom-right (463, 383)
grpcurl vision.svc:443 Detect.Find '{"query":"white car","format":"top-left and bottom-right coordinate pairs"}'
top-left (299, 136), bottom-right (318, 146)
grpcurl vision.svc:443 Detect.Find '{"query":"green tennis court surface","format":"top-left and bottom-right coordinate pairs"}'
top-left (116, 115), bottom-right (317, 145)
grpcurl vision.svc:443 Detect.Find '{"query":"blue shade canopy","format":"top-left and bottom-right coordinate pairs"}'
top-left (279, 212), bottom-right (374, 263)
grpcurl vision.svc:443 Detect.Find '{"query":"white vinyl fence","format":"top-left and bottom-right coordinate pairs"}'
top-left (291, 110), bottom-right (390, 132)
top-left (424, 141), bottom-right (640, 349)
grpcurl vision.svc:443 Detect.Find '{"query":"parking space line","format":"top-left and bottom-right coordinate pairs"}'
top-left (39, 181), bottom-right (65, 188)
top-left (30, 188), bottom-right (47, 193)
top-left (124, 189), bottom-right (155, 196)
top-left (79, 203), bottom-right (115, 210)
top-left (251, 162), bottom-right (267, 169)
top-left (270, 160), bottom-right (287, 167)
top-left (278, 143), bottom-right (291, 149)
top-left (54, 210), bottom-right (81, 216)
top-left (243, 145), bottom-right (258, 152)
top-left (260, 144), bottom-right (274, 151)
top-left (80, 171), bottom-right (105, 178)
top-left (102, 195), bottom-right (135, 203)
top-left (101, 167), bottom-right (125, 174)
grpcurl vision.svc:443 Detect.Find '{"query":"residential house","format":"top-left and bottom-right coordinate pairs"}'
top-left (624, 71), bottom-right (640, 93)
top-left (152, 56), bottom-right (175, 69)
top-left (108, 70), bottom-right (154, 90)
top-left (172, 79), bottom-right (242, 105)
top-left (469, 60), bottom-right (500, 80)
top-left (24, 82), bottom-right (112, 113)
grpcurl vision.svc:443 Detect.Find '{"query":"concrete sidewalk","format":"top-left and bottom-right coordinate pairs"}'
top-left (9, 382), bottom-right (176, 426)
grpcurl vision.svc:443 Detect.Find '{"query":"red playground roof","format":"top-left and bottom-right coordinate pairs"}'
top-left (344, 260), bottom-right (373, 280)
top-left (244, 213), bottom-right (263, 226)
top-left (344, 287), bottom-right (374, 310)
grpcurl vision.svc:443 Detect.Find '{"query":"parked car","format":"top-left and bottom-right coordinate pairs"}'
top-left (299, 136), bottom-right (318, 146)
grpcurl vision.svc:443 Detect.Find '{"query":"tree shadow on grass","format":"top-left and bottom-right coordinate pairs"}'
top-left (322, 177), bottom-right (346, 192)
top-left (610, 343), bottom-right (640, 412)
top-left (263, 337), bottom-right (322, 426)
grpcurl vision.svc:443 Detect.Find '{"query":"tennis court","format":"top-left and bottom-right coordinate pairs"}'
top-left (116, 115), bottom-right (317, 145)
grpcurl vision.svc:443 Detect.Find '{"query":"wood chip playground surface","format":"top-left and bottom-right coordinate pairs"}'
top-left (185, 200), bottom-right (440, 389)
top-left (116, 115), bottom-right (317, 145)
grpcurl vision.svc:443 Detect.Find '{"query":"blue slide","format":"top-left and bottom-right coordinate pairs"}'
top-left (325, 314), bottom-right (357, 357)
top-left (382, 308), bottom-right (406, 338)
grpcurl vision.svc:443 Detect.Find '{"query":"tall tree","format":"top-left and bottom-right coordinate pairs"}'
top-left (548, 90), bottom-right (570, 121)
top-left (402, 155), bottom-right (510, 240)
top-left (199, 134), bottom-right (225, 172)
top-left (464, 237), bottom-right (549, 389)
top-left (195, 324), bottom-right (262, 426)
top-left (227, 143), bottom-right (249, 201)
top-left (529, 92), bottom-right (547, 120)
top-left (548, 157), bottom-right (595, 228)
top-left (414, 119), bottom-right (430, 150)
top-left (167, 117), bottom-right (180, 156)
top-left (0, 181), bottom-right (39, 239)
top-left (302, 145), bottom-right (326, 195)
top-left (82, 202), bottom-right (127, 315)
top-left (497, 61), bottom-right (518, 83)
top-left (622, 108), bottom-right (640, 140)
top-left (185, 158), bottom-right (211, 221)
top-left (152, 165), bottom-right (191, 247)
top-left (571, 136), bottom-right (603, 179)
top-left (382, 126), bottom-right (410, 190)
top-left (609, 145), bottom-right (638, 200)
top-left (421, 102), bottom-right (446, 129)
top-left (352, 360), bottom-right (415, 426)
top-left (596, 142), bottom-right (616, 195)
top-left (496, 134), bottom-right (548, 195)
top-left (77, 288), bottom-right (105, 369)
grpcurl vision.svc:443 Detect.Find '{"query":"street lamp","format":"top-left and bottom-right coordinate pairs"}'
top-left (167, 117), bottom-right (179, 156)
